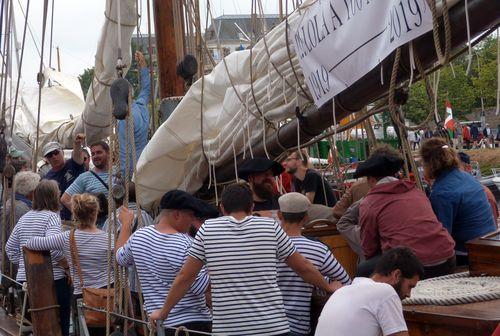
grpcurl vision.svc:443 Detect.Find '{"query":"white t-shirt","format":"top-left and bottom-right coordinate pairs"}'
top-left (315, 277), bottom-right (407, 336)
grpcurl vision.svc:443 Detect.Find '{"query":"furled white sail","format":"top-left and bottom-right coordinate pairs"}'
top-left (135, 3), bottom-right (308, 209)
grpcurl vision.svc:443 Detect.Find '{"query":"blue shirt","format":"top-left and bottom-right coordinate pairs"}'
top-left (430, 168), bottom-right (495, 252)
top-left (119, 67), bottom-right (150, 177)
top-left (65, 170), bottom-right (109, 197)
top-left (45, 158), bottom-right (85, 219)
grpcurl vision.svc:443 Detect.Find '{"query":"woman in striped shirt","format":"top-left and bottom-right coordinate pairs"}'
top-left (26, 193), bottom-right (114, 335)
top-left (6, 180), bottom-right (72, 336)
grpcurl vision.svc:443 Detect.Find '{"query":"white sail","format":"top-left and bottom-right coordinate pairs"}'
top-left (10, 0), bottom-right (137, 154)
top-left (135, 3), bottom-right (308, 209)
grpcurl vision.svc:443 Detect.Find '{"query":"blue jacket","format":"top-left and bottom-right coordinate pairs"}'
top-left (430, 168), bottom-right (495, 252)
top-left (119, 67), bottom-right (151, 177)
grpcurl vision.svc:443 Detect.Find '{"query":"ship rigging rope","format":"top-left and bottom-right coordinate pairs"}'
top-left (145, 0), bottom-right (157, 133)
top-left (32, 0), bottom-right (49, 171)
top-left (204, 0), bottom-right (271, 127)
top-left (9, 0), bottom-right (30, 136)
top-left (429, 0), bottom-right (451, 66)
top-left (496, 28), bottom-right (499, 116)
top-left (0, 0), bottom-right (12, 116)
top-left (255, 0), bottom-right (308, 101)
top-left (284, 0), bottom-right (312, 102)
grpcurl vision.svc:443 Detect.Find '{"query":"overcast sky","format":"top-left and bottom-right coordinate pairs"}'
top-left (12, 0), bottom-right (287, 86)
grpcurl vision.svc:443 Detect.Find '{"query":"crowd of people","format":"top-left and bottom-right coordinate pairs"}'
top-left (2, 130), bottom-right (498, 336)
top-left (1, 56), bottom-right (498, 336)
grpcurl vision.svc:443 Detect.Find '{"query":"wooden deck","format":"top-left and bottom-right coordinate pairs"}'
top-left (0, 310), bottom-right (19, 336)
top-left (404, 299), bottom-right (500, 336)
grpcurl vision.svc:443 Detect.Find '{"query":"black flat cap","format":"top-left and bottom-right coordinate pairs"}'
top-left (458, 152), bottom-right (470, 164)
top-left (195, 199), bottom-right (219, 219)
top-left (237, 157), bottom-right (284, 181)
top-left (354, 154), bottom-right (404, 178)
top-left (160, 190), bottom-right (202, 213)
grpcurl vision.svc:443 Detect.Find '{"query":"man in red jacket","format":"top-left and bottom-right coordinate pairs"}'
top-left (356, 145), bottom-right (456, 279)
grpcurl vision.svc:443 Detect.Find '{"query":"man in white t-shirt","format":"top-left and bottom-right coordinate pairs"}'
top-left (315, 247), bottom-right (424, 336)
top-left (150, 183), bottom-right (342, 336)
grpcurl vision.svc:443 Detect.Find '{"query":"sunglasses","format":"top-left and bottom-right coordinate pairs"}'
top-left (45, 150), bottom-right (60, 158)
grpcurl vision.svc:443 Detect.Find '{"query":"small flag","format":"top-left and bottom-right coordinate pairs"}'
top-left (444, 100), bottom-right (455, 138)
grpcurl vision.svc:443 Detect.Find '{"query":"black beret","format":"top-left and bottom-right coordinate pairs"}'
top-left (354, 154), bottom-right (404, 179)
top-left (237, 157), bottom-right (284, 181)
top-left (160, 190), bottom-right (201, 213)
top-left (458, 152), bottom-right (470, 164)
top-left (195, 199), bottom-right (219, 219)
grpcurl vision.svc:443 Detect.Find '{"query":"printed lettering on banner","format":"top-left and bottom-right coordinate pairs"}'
top-left (290, 0), bottom-right (433, 107)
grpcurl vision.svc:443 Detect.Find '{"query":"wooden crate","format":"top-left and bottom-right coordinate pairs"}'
top-left (466, 230), bottom-right (500, 276)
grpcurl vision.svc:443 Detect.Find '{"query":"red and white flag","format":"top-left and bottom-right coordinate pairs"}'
top-left (444, 100), bottom-right (454, 130)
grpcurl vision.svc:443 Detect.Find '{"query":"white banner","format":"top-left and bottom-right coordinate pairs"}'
top-left (290, 0), bottom-right (433, 107)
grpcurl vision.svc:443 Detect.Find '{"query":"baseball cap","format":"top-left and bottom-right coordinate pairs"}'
top-left (42, 142), bottom-right (62, 157)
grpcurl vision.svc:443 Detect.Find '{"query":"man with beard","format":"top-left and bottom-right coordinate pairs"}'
top-left (315, 247), bottom-right (424, 336)
top-left (237, 157), bottom-right (283, 211)
top-left (285, 150), bottom-right (337, 207)
top-left (61, 141), bottom-right (110, 226)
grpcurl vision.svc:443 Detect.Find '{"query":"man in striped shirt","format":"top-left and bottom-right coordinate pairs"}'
top-left (277, 192), bottom-right (351, 335)
top-left (150, 183), bottom-right (343, 336)
top-left (115, 190), bottom-right (212, 334)
top-left (61, 141), bottom-right (110, 227)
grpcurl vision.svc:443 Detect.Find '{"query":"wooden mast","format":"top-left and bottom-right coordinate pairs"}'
top-left (153, 0), bottom-right (185, 98)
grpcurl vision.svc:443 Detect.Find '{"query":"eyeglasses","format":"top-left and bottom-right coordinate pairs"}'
top-left (45, 150), bottom-right (60, 158)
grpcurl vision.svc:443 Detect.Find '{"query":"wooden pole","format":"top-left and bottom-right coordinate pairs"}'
top-left (56, 46), bottom-right (61, 72)
top-left (153, 0), bottom-right (185, 98)
top-left (23, 248), bottom-right (62, 336)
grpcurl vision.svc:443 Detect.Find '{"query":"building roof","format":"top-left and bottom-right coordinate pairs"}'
top-left (205, 14), bottom-right (281, 43)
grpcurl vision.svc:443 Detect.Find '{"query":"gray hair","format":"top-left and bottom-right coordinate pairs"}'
top-left (14, 171), bottom-right (41, 196)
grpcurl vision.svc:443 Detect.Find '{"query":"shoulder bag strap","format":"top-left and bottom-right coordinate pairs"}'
top-left (89, 171), bottom-right (109, 190)
top-left (69, 229), bottom-right (84, 289)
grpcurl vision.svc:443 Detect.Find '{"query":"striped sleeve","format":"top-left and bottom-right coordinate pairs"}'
top-left (188, 225), bottom-right (206, 263)
top-left (64, 173), bottom-right (85, 196)
top-left (320, 248), bottom-right (351, 285)
top-left (274, 221), bottom-right (296, 261)
top-left (45, 214), bottom-right (65, 262)
top-left (26, 231), bottom-right (68, 251)
top-left (189, 265), bottom-right (210, 296)
top-left (116, 236), bottom-right (134, 267)
top-left (5, 225), bottom-right (20, 264)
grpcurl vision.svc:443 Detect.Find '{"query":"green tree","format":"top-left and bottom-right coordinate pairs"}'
top-left (78, 67), bottom-right (95, 99)
top-left (405, 34), bottom-right (498, 123)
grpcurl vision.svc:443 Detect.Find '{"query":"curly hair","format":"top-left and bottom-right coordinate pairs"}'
top-left (71, 193), bottom-right (100, 229)
top-left (14, 171), bottom-right (41, 196)
top-left (419, 137), bottom-right (459, 180)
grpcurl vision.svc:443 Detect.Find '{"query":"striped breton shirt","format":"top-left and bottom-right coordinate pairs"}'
top-left (277, 236), bottom-right (352, 335)
top-left (189, 215), bottom-right (297, 336)
top-left (65, 170), bottom-right (109, 197)
top-left (26, 230), bottom-right (115, 295)
top-left (116, 226), bottom-right (211, 327)
top-left (6, 210), bottom-right (66, 282)
top-left (102, 203), bottom-right (154, 293)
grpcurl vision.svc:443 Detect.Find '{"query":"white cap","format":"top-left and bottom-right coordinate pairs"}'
top-left (278, 192), bottom-right (311, 213)
top-left (42, 142), bottom-right (62, 157)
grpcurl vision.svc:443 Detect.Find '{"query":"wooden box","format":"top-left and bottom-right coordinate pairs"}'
top-left (466, 230), bottom-right (500, 276)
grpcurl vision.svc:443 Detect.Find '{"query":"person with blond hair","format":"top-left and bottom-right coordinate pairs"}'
top-left (420, 138), bottom-right (496, 265)
top-left (25, 193), bottom-right (115, 335)
top-left (6, 180), bottom-right (71, 336)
